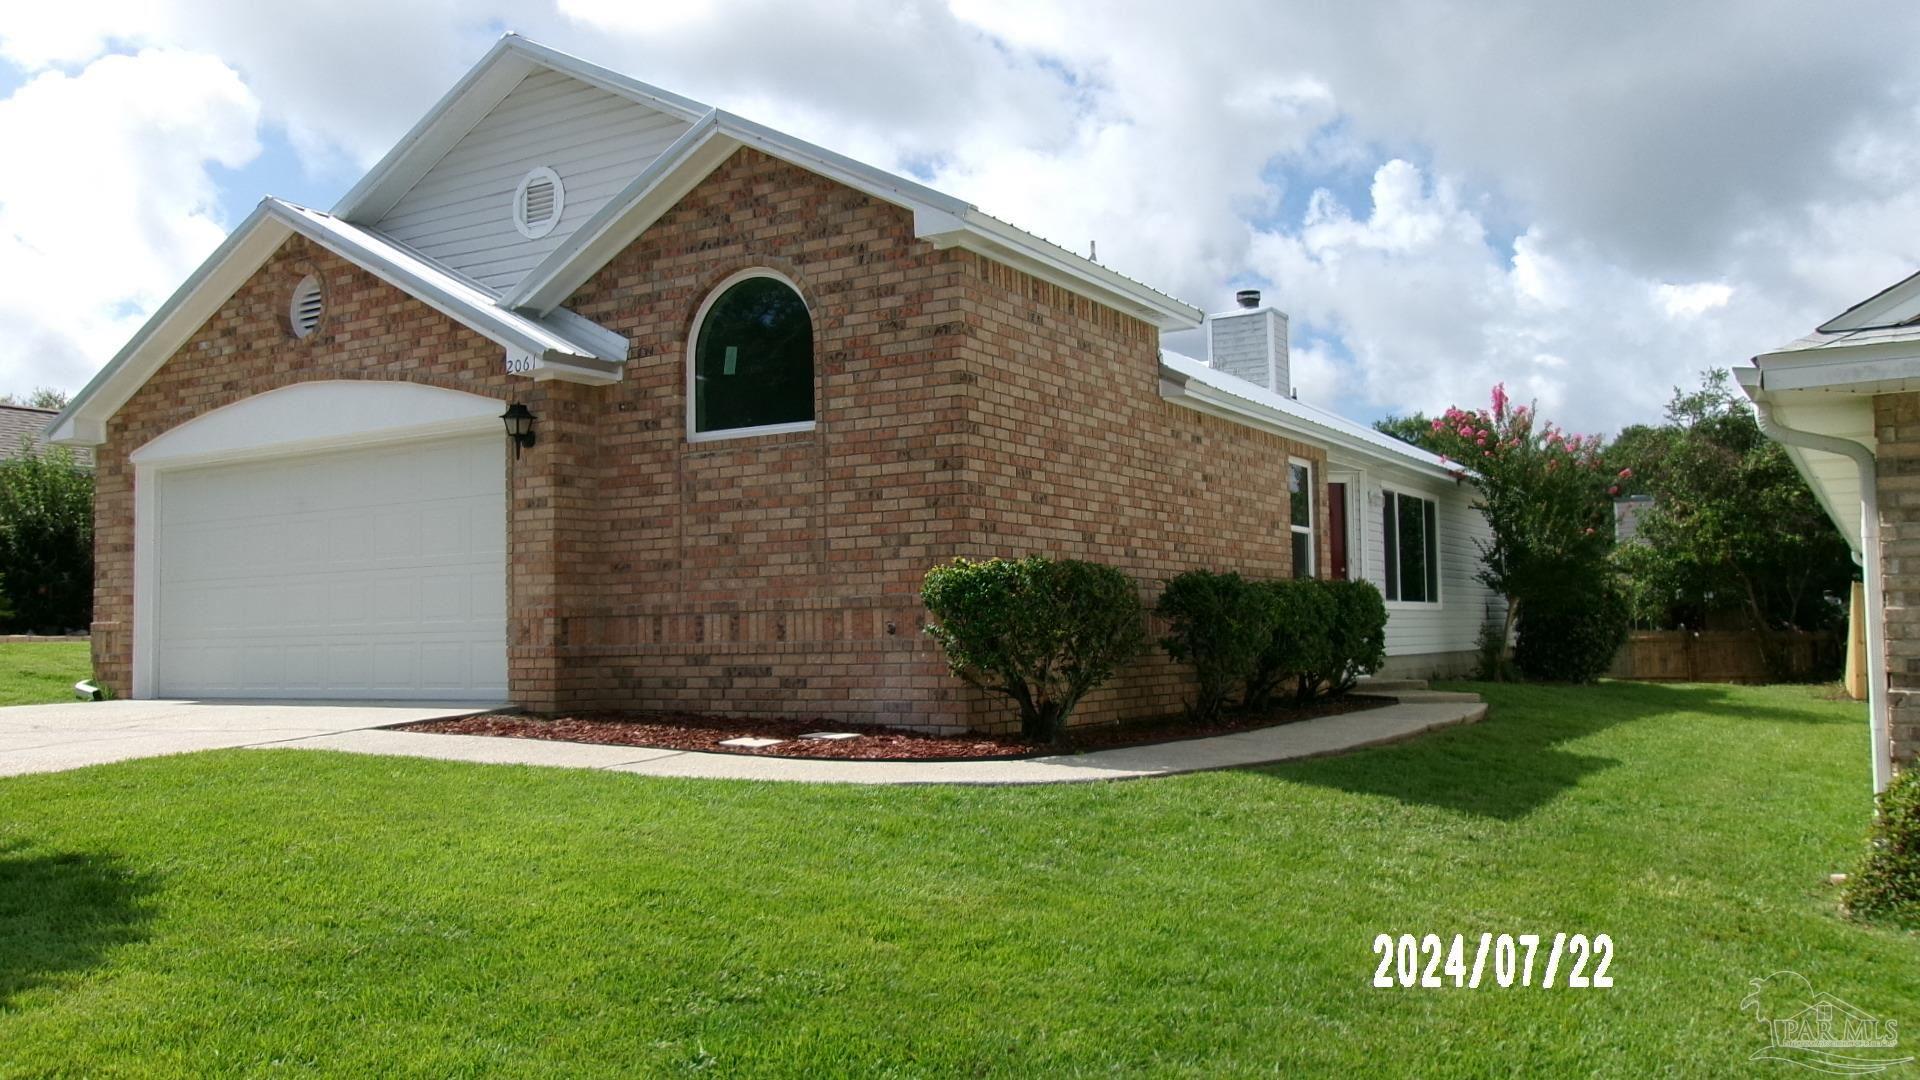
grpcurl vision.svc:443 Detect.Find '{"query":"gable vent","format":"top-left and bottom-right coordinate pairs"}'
top-left (289, 275), bottom-right (324, 339)
top-left (513, 166), bottom-right (565, 240)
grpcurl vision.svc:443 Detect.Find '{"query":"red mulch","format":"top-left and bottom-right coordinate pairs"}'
top-left (393, 696), bottom-right (1389, 761)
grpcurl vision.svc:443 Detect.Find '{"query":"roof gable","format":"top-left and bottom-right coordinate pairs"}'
top-left (1818, 268), bottom-right (1920, 333)
top-left (334, 35), bottom-right (705, 224)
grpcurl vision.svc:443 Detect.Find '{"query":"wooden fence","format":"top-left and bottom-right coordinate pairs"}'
top-left (1608, 630), bottom-right (1838, 683)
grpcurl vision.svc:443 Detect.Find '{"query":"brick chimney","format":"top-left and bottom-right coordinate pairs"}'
top-left (1207, 289), bottom-right (1290, 395)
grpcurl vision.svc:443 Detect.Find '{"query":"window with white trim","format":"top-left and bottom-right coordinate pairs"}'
top-left (687, 270), bottom-right (815, 440)
top-left (1382, 490), bottom-right (1440, 603)
top-left (1288, 459), bottom-right (1314, 579)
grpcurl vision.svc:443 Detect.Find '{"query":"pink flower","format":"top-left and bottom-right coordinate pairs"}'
top-left (1608, 485), bottom-right (1620, 496)
top-left (1491, 382), bottom-right (1509, 422)
top-left (1476, 435), bottom-right (1487, 446)
top-left (1584, 527), bottom-right (1595, 536)
top-left (1618, 467), bottom-right (1633, 479)
top-left (1431, 419), bottom-right (1444, 431)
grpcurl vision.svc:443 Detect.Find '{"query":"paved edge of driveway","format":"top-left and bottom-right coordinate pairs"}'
top-left (260, 698), bottom-right (1487, 786)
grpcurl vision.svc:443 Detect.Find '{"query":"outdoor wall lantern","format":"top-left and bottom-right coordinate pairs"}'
top-left (501, 402), bottom-right (537, 458)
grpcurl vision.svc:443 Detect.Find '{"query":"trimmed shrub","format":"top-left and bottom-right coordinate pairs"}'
top-left (1313, 579), bottom-right (1388, 696)
top-left (1242, 579), bottom-right (1331, 709)
top-left (1241, 579), bottom-right (1385, 706)
top-left (1844, 768), bottom-right (1920, 925)
top-left (1156, 571), bottom-right (1273, 723)
top-left (1513, 581), bottom-right (1629, 683)
top-left (922, 556), bottom-right (1145, 744)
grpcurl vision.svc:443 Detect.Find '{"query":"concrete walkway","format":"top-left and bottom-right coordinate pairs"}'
top-left (0, 700), bottom-right (495, 777)
top-left (264, 696), bottom-right (1486, 785)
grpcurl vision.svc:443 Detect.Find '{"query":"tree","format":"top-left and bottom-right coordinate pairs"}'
top-left (0, 443), bottom-right (94, 632)
top-left (1372, 412), bottom-right (1440, 453)
top-left (1610, 370), bottom-right (1853, 672)
top-left (0, 387), bottom-right (71, 410)
top-left (1420, 385), bottom-right (1618, 652)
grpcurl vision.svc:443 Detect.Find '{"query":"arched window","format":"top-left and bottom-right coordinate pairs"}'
top-left (688, 270), bottom-right (815, 440)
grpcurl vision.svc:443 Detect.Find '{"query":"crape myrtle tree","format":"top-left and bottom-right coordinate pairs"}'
top-left (1420, 385), bottom-right (1624, 678)
top-left (1609, 371), bottom-right (1853, 675)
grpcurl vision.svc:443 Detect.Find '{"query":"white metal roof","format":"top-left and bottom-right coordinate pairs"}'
top-left (44, 198), bottom-right (626, 445)
top-left (1158, 350), bottom-right (1459, 479)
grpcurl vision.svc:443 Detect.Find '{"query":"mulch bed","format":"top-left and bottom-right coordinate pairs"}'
top-left (394, 695), bottom-right (1390, 762)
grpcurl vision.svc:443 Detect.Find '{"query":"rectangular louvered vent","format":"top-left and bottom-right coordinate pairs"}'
top-left (522, 179), bottom-right (556, 224)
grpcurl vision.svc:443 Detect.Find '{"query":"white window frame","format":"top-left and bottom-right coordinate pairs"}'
top-left (1288, 457), bottom-right (1315, 579)
top-left (1381, 486), bottom-right (1442, 607)
top-left (685, 267), bottom-right (818, 444)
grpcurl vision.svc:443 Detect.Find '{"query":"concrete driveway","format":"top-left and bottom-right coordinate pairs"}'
top-left (0, 700), bottom-right (494, 778)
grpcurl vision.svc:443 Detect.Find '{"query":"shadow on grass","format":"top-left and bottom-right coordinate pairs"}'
top-left (1249, 681), bottom-right (1824, 821)
top-left (0, 841), bottom-right (158, 1008)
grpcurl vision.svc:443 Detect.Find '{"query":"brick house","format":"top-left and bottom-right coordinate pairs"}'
top-left (47, 36), bottom-right (1498, 731)
top-left (1739, 278), bottom-right (1920, 787)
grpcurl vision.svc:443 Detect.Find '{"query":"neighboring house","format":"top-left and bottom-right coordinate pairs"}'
top-left (1738, 272), bottom-right (1920, 789)
top-left (2, 404), bottom-right (92, 467)
top-left (1612, 494), bottom-right (1653, 543)
top-left (45, 35), bottom-right (1499, 729)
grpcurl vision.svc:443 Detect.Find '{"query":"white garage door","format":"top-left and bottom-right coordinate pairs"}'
top-left (154, 434), bottom-right (507, 700)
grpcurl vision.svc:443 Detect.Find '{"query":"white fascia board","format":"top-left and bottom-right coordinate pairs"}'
top-left (930, 210), bottom-right (1204, 331)
top-left (332, 34), bottom-right (709, 224)
top-left (47, 197), bottom-right (628, 447)
top-left (506, 107), bottom-right (1204, 332)
top-left (46, 203), bottom-right (290, 446)
top-left (331, 39), bottom-right (536, 222)
top-left (505, 114), bottom-right (731, 313)
top-left (268, 201), bottom-right (624, 364)
top-left (1818, 268), bottom-right (1920, 333)
top-left (1748, 343), bottom-right (1920, 394)
top-left (1159, 362), bottom-right (1460, 481)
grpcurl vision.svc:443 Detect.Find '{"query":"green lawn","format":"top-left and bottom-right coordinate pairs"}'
top-left (0, 641), bottom-right (90, 706)
top-left (1, 682), bottom-right (1913, 1076)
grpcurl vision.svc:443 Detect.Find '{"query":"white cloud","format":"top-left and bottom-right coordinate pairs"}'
top-left (3, 0), bottom-right (1920, 437)
top-left (0, 48), bottom-right (260, 396)
top-left (1655, 282), bottom-right (1734, 318)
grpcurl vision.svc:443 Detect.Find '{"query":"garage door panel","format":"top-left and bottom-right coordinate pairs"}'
top-left (156, 434), bottom-right (506, 700)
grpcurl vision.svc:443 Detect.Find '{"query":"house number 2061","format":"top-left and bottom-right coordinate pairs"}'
top-left (505, 353), bottom-right (537, 375)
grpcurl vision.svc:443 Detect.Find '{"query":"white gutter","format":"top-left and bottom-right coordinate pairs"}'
top-left (1751, 399), bottom-right (1892, 795)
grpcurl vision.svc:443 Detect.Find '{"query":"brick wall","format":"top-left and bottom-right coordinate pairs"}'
top-left (1875, 393), bottom-right (1920, 766)
top-left (946, 255), bottom-right (1327, 727)
top-left (95, 147), bottom-right (1330, 733)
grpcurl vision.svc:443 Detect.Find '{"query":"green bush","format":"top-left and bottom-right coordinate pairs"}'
top-left (922, 556), bottom-right (1145, 744)
top-left (1242, 579), bottom-right (1331, 709)
top-left (1844, 769), bottom-right (1920, 926)
top-left (1513, 581), bottom-right (1628, 683)
top-left (1156, 571), bottom-right (1273, 723)
top-left (1313, 579), bottom-right (1388, 696)
top-left (0, 444), bottom-right (93, 633)
top-left (1242, 579), bottom-right (1386, 706)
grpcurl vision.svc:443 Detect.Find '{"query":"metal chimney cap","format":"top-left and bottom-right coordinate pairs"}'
top-left (1235, 289), bottom-right (1262, 309)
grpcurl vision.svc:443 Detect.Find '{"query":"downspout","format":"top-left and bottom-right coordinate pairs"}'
top-left (1751, 399), bottom-right (1892, 795)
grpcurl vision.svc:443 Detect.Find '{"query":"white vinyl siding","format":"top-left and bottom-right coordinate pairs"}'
top-left (1345, 462), bottom-right (1505, 658)
top-left (376, 68), bottom-right (692, 293)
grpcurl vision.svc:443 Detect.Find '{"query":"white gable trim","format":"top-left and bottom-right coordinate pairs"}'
top-left (506, 109), bottom-right (1203, 330)
top-left (333, 35), bottom-right (706, 224)
top-left (45, 199), bottom-right (626, 447)
top-left (1818, 268), bottom-right (1920, 334)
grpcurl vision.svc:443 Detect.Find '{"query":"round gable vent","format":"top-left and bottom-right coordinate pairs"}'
top-left (513, 166), bottom-right (565, 239)
top-left (289, 274), bottom-right (325, 339)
